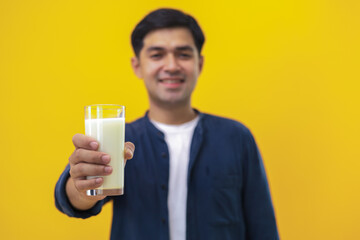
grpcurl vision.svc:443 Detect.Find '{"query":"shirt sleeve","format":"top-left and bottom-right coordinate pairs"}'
top-left (242, 130), bottom-right (280, 239)
top-left (54, 164), bottom-right (108, 219)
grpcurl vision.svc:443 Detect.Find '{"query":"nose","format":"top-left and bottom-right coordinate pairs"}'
top-left (163, 54), bottom-right (181, 73)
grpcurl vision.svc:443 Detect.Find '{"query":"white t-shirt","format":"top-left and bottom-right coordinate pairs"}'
top-left (151, 116), bottom-right (200, 240)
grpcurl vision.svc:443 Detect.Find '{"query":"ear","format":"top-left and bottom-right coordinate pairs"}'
top-left (198, 55), bottom-right (204, 74)
top-left (131, 56), bottom-right (143, 79)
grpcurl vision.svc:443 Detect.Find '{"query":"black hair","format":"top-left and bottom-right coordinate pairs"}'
top-left (131, 8), bottom-right (205, 57)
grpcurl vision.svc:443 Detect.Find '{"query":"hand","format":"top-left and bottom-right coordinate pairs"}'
top-left (68, 133), bottom-right (135, 202)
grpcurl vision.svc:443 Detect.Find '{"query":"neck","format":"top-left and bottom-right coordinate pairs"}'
top-left (148, 102), bottom-right (197, 125)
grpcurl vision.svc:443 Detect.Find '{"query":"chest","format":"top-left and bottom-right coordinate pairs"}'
top-left (126, 130), bottom-right (244, 192)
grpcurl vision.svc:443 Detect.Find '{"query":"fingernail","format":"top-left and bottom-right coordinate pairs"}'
top-left (105, 166), bottom-right (112, 173)
top-left (102, 155), bottom-right (110, 163)
top-left (90, 142), bottom-right (98, 150)
top-left (95, 178), bottom-right (102, 184)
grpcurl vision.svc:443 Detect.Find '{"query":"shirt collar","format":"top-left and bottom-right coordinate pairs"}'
top-left (143, 109), bottom-right (204, 138)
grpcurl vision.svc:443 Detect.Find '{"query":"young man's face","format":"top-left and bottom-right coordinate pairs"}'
top-left (132, 27), bottom-right (203, 108)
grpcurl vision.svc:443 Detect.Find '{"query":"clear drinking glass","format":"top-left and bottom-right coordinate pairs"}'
top-left (84, 104), bottom-right (125, 196)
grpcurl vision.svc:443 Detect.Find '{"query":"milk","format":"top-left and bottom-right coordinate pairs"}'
top-left (85, 118), bottom-right (125, 191)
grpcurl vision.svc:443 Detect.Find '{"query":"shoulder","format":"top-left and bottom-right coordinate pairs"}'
top-left (201, 113), bottom-right (252, 136)
top-left (126, 115), bottom-right (146, 129)
top-left (125, 116), bottom-right (147, 141)
top-left (200, 113), bottom-right (259, 153)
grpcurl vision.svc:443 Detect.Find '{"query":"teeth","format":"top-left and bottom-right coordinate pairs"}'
top-left (163, 80), bottom-right (181, 83)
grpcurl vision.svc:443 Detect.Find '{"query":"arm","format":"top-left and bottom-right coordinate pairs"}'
top-left (242, 131), bottom-right (279, 239)
top-left (54, 164), bottom-right (106, 218)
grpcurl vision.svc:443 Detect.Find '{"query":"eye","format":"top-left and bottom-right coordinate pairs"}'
top-left (178, 53), bottom-right (192, 59)
top-left (150, 53), bottom-right (162, 59)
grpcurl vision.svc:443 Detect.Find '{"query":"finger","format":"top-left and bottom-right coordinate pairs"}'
top-left (70, 148), bottom-right (111, 165)
top-left (74, 177), bottom-right (104, 192)
top-left (124, 142), bottom-right (135, 160)
top-left (72, 133), bottom-right (99, 150)
top-left (70, 162), bottom-right (113, 178)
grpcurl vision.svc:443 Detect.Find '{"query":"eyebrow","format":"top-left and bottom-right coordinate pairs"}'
top-left (146, 46), bottom-right (165, 52)
top-left (146, 45), bottom-right (195, 52)
top-left (176, 46), bottom-right (194, 52)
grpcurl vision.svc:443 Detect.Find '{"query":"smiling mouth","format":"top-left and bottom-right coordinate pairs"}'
top-left (159, 77), bottom-right (185, 84)
top-left (159, 79), bottom-right (185, 83)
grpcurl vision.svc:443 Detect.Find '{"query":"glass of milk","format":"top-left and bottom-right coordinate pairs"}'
top-left (84, 104), bottom-right (125, 196)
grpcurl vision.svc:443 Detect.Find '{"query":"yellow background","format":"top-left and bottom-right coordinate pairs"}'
top-left (1, 0), bottom-right (359, 239)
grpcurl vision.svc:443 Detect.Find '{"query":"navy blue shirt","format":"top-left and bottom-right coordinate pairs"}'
top-left (55, 111), bottom-right (279, 239)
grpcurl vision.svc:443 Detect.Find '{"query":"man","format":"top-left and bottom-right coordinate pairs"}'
top-left (55, 8), bottom-right (279, 240)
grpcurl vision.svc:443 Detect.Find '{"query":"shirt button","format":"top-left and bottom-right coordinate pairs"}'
top-left (161, 184), bottom-right (166, 190)
top-left (161, 152), bottom-right (167, 158)
top-left (161, 218), bottom-right (166, 224)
